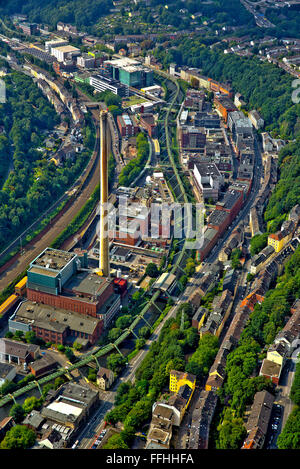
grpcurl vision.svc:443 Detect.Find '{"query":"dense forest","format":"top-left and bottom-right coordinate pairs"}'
top-left (0, 69), bottom-right (94, 251)
top-left (0, 0), bottom-right (112, 29)
top-left (264, 140), bottom-right (300, 227)
top-left (265, 5), bottom-right (300, 39)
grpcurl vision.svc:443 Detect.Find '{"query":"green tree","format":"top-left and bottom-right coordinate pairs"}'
top-left (115, 315), bottom-right (132, 329)
top-left (9, 404), bottom-right (25, 423)
top-left (216, 412), bottom-right (247, 449)
top-left (24, 331), bottom-right (37, 344)
top-left (250, 233), bottom-right (268, 256)
top-left (138, 326), bottom-right (151, 339)
top-left (23, 396), bottom-right (42, 414)
top-left (0, 425), bottom-right (36, 449)
top-left (54, 377), bottom-right (66, 390)
top-left (108, 328), bottom-right (122, 342)
top-left (145, 262), bottom-right (159, 278)
top-left (107, 353), bottom-right (126, 374)
top-left (103, 434), bottom-right (128, 449)
top-left (277, 407), bottom-right (300, 449)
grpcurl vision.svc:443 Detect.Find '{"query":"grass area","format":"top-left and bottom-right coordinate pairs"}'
top-left (122, 96), bottom-right (149, 108)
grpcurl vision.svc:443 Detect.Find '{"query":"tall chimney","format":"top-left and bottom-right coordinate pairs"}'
top-left (99, 110), bottom-right (110, 277)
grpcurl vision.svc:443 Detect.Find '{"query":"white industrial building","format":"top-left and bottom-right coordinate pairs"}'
top-left (51, 45), bottom-right (80, 63)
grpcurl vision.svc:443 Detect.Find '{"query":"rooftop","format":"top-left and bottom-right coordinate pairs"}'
top-left (208, 210), bottom-right (230, 227)
top-left (63, 270), bottom-right (112, 298)
top-left (53, 45), bottom-right (80, 53)
top-left (30, 248), bottom-right (76, 272)
top-left (194, 162), bottom-right (221, 178)
top-left (0, 338), bottom-right (39, 359)
top-left (15, 301), bottom-right (101, 336)
top-left (216, 189), bottom-right (242, 210)
top-left (0, 362), bottom-right (15, 379)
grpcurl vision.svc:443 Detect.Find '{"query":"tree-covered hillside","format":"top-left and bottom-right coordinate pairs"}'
top-left (156, 41), bottom-right (300, 138)
top-left (0, 67), bottom-right (94, 251)
top-left (0, 0), bottom-right (112, 29)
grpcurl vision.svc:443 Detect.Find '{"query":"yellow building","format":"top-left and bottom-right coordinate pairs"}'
top-left (268, 229), bottom-right (292, 253)
top-left (266, 344), bottom-right (286, 367)
top-left (169, 370), bottom-right (196, 394)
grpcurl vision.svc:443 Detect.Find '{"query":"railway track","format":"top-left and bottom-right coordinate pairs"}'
top-left (0, 73), bottom-right (191, 409)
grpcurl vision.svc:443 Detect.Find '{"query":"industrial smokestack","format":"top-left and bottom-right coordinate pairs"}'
top-left (99, 109), bottom-right (110, 277)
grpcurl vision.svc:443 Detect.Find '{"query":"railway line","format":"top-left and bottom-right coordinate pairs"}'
top-left (0, 111), bottom-right (101, 292)
top-left (0, 72), bottom-right (190, 409)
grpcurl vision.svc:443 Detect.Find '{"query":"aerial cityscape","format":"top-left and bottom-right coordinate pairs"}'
top-left (0, 0), bottom-right (299, 455)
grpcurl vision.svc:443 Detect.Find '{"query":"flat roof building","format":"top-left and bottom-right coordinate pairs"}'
top-left (89, 74), bottom-right (129, 96)
top-left (193, 162), bottom-right (223, 201)
top-left (10, 301), bottom-right (104, 345)
top-left (51, 45), bottom-right (80, 62)
top-left (41, 382), bottom-right (99, 430)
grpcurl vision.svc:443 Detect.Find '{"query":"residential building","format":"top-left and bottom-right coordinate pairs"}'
top-left (146, 405), bottom-right (173, 449)
top-left (188, 390), bottom-right (218, 449)
top-left (139, 113), bottom-right (157, 138)
top-left (249, 110), bottom-right (264, 130)
top-left (0, 417), bottom-right (15, 443)
top-left (77, 54), bottom-right (95, 69)
top-left (51, 45), bottom-right (80, 62)
top-left (19, 23), bottom-right (38, 35)
top-left (117, 114), bottom-right (139, 137)
top-left (268, 229), bottom-right (293, 253)
top-left (96, 367), bottom-right (115, 390)
top-left (179, 126), bottom-right (206, 151)
top-left (214, 95), bottom-right (237, 122)
top-left (192, 307), bottom-right (208, 331)
top-left (169, 370), bottom-right (196, 395)
top-left (242, 391), bottom-right (275, 449)
top-left (215, 189), bottom-right (244, 222)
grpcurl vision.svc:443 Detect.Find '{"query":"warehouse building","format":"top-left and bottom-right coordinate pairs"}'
top-left (0, 338), bottom-right (39, 365)
top-left (51, 45), bottom-right (80, 62)
top-left (10, 301), bottom-right (104, 345)
top-left (41, 382), bottom-right (99, 431)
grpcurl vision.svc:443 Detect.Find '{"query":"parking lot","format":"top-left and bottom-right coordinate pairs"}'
top-left (91, 428), bottom-right (108, 449)
top-left (265, 404), bottom-right (283, 449)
